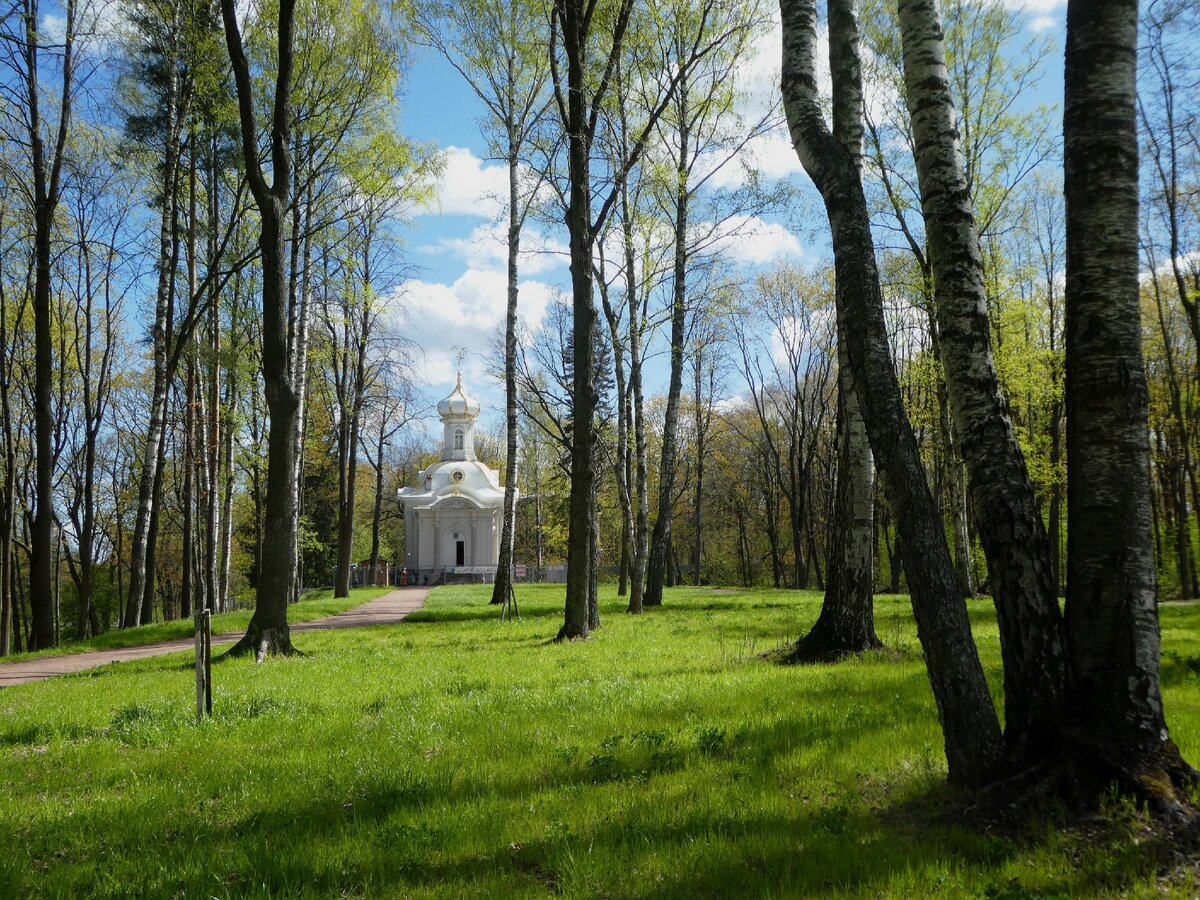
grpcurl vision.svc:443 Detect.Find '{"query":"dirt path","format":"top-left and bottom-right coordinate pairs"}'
top-left (0, 587), bottom-right (430, 688)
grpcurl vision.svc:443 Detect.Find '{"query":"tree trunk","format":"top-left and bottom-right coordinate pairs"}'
top-left (588, 471), bottom-right (601, 630)
top-left (25, 0), bottom-right (76, 651)
top-left (782, 0), bottom-right (1003, 787)
top-left (927, 307), bottom-right (973, 597)
top-left (644, 76), bottom-right (690, 608)
top-left (141, 426), bottom-right (170, 623)
top-left (127, 15), bottom-right (183, 630)
top-left (557, 0), bottom-right (598, 640)
top-left (218, 278), bottom-right (241, 612)
top-left (790, 0), bottom-right (876, 661)
top-left (897, 0), bottom-right (1068, 760)
top-left (625, 180), bottom-right (649, 614)
top-left (204, 136), bottom-right (222, 614)
top-left (288, 171), bottom-right (313, 604)
top-left (492, 141), bottom-right (522, 606)
top-left (181, 351), bottom-right (196, 620)
top-left (1063, 0), bottom-right (1194, 804)
top-left (368, 414), bottom-right (387, 581)
top-left (692, 353), bottom-right (705, 587)
top-left (220, 0), bottom-right (299, 658)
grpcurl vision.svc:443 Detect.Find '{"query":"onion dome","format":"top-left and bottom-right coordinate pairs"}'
top-left (437, 372), bottom-right (481, 419)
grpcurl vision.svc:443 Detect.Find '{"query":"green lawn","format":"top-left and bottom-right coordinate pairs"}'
top-left (0, 586), bottom-right (395, 665)
top-left (1, 585), bottom-right (1198, 898)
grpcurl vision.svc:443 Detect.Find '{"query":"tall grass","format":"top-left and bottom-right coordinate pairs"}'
top-left (1, 584), bottom-right (1197, 897)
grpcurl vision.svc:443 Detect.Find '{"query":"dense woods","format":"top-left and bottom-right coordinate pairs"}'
top-left (1, 0), bottom-right (1198, 810)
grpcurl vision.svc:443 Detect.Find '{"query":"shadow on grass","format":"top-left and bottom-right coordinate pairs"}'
top-left (21, 750), bottom-right (1165, 900)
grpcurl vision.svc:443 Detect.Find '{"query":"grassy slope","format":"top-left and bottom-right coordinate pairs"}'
top-left (0, 585), bottom-right (1198, 898)
top-left (0, 586), bottom-right (395, 664)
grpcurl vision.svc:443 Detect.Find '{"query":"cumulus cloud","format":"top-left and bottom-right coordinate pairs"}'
top-left (41, 0), bottom-right (126, 51)
top-left (706, 215), bottom-right (806, 265)
top-left (420, 221), bottom-right (567, 276)
top-left (999, 0), bottom-right (1064, 12)
top-left (997, 0), bottom-right (1064, 30)
top-left (393, 269), bottom-right (555, 385)
top-left (418, 146), bottom-right (509, 218)
top-left (705, 10), bottom-right (903, 191)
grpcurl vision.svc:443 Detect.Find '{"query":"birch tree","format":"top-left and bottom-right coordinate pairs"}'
top-left (788, 0), bottom-right (876, 659)
top-left (896, 0), bottom-right (1067, 760)
top-left (1063, 0), bottom-right (1195, 811)
top-left (780, 0), bottom-right (1003, 786)
top-left (418, 0), bottom-right (552, 607)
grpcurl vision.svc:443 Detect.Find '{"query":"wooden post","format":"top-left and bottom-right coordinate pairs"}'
top-left (194, 610), bottom-right (205, 722)
top-left (203, 609), bottom-right (212, 715)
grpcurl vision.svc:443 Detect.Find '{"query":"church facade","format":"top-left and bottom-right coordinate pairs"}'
top-left (396, 373), bottom-right (513, 584)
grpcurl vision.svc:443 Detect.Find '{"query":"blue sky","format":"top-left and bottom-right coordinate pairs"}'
top-left (392, 0), bottom-right (1067, 432)
top-left (28, 0), bottom-right (1067, 436)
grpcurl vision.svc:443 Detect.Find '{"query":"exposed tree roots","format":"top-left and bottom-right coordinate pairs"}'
top-left (552, 627), bottom-right (590, 643)
top-left (957, 741), bottom-right (1199, 836)
top-left (778, 617), bottom-right (883, 665)
top-left (220, 625), bottom-right (302, 661)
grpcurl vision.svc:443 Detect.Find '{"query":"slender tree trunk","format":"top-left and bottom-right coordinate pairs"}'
top-left (735, 500), bottom-right (749, 586)
top-left (782, 0), bottom-right (1003, 787)
top-left (533, 440), bottom-right (544, 579)
top-left (26, 0), bottom-right (76, 651)
top-left (786, 456), bottom-right (809, 590)
top-left (13, 537), bottom-right (26, 653)
top-left (926, 305), bottom-right (973, 597)
top-left (218, 281), bottom-right (240, 611)
top-left (898, 0), bottom-right (1069, 759)
top-left (0, 474), bottom-right (11, 655)
top-left (1063, 0), bottom-right (1194, 803)
top-left (790, 0), bottom-right (876, 660)
top-left (204, 138), bottom-right (221, 614)
top-left (127, 15), bottom-right (183, 630)
top-left (625, 184), bottom-right (648, 614)
top-left (491, 143), bottom-right (523, 605)
top-left (762, 462), bottom-right (783, 588)
top-left (181, 351), bottom-right (196, 620)
top-left (368, 416), bottom-right (387, 581)
top-left (645, 77), bottom-right (690, 608)
top-left (692, 355), bottom-right (704, 587)
top-left (141, 423), bottom-right (170, 623)
top-left (286, 171), bottom-right (313, 604)
top-left (1, 224), bottom-right (17, 654)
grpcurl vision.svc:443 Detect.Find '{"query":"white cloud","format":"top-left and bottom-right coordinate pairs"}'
top-left (1000, 0), bottom-right (1065, 12)
top-left (997, 0), bottom-right (1065, 31)
top-left (706, 11), bottom-right (903, 191)
top-left (418, 147), bottom-right (508, 218)
top-left (707, 215), bottom-right (805, 265)
top-left (394, 270), bottom-right (555, 384)
top-left (701, 13), bottom-right (807, 190)
top-left (42, 0), bottom-right (126, 51)
top-left (420, 221), bottom-right (567, 276)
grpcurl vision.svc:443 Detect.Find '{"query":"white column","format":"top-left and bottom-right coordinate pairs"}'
top-left (417, 514), bottom-right (430, 569)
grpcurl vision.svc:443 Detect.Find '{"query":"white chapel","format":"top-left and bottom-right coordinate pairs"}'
top-left (397, 373), bottom-right (512, 584)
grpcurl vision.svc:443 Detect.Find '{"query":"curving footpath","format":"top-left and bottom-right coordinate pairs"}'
top-left (0, 587), bottom-right (430, 688)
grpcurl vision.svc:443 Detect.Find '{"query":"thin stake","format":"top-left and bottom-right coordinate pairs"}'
top-left (194, 610), bottom-right (205, 722)
top-left (203, 609), bottom-right (212, 715)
